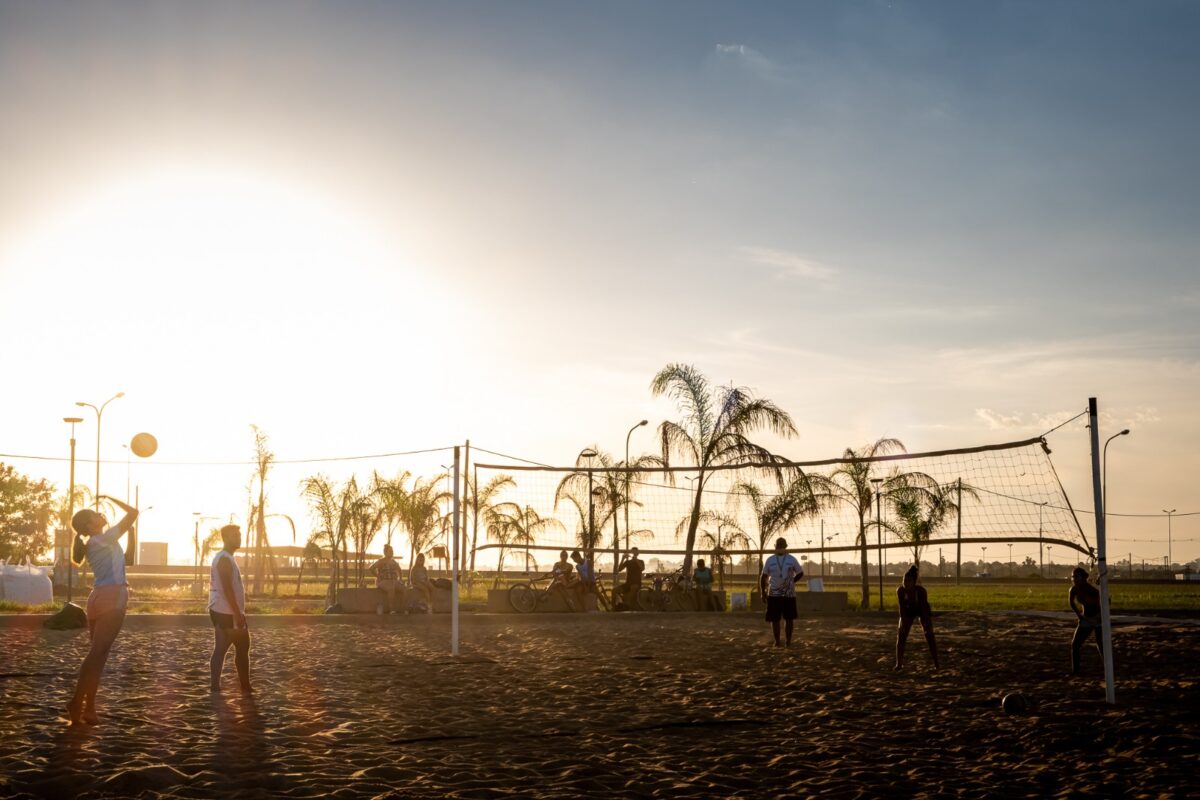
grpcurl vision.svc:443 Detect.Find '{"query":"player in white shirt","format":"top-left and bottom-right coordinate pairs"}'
top-left (209, 524), bottom-right (251, 693)
top-left (759, 537), bottom-right (804, 647)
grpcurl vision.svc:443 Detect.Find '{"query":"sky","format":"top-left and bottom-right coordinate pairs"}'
top-left (1, 1), bottom-right (1197, 567)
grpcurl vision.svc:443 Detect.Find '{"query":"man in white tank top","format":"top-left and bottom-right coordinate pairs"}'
top-left (209, 524), bottom-right (251, 693)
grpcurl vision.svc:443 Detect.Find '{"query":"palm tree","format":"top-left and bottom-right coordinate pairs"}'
top-left (651, 363), bottom-right (797, 576)
top-left (295, 538), bottom-right (324, 596)
top-left (485, 503), bottom-right (565, 586)
top-left (248, 425), bottom-right (275, 595)
top-left (885, 474), bottom-right (977, 565)
top-left (808, 438), bottom-right (905, 608)
top-left (372, 470), bottom-right (411, 550)
top-left (732, 476), bottom-right (822, 576)
top-left (397, 476), bottom-right (451, 569)
top-left (300, 474), bottom-right (358, 605)
top-left (464, 472), bottom-right (516, 581)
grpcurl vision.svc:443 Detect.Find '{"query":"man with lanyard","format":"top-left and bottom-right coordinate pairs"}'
top-left (760, 537), bottom-right (804, 647)
top-left (209, 524), bottom-right (251, 693)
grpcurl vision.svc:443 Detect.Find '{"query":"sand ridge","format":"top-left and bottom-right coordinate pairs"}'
top-left (1, 612), bottom-right (1197, 798)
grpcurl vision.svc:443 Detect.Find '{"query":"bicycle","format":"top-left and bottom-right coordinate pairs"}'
top-left (636, 569), bottom-right (698, 612)
top-left (508, 576), bottom-right (578, 613)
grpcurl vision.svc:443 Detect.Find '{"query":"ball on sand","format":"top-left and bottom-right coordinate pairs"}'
top-left (1001, 691), bottom-right (1029, 715)
top-left (130, 432), bottom-right (158, 458)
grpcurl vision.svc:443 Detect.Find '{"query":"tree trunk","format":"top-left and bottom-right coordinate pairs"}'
top-left (681, 472), bottom-right (705, 577)
top-left (295, 560), bottom-right (305, 596)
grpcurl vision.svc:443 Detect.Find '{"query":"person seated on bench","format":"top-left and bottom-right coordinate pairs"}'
top-left (616, 547), bottom-right (645, 610)
top-left (570, 550), bottom-right (597, 611)
top-left (694, 558), bottom-right (720, 611)
top-left (369, 544), bottom-right (403, 614)
top-left (409, 552), bottom-right (434, 615)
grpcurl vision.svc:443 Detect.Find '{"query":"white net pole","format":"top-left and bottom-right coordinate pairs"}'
top-left (1088, 398), bottom-right (1116, 704)
top-left (451, 445), bottom-right (460, 657)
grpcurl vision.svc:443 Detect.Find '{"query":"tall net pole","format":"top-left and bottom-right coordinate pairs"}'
top-left (1088, 398), bottom-right (1116, 703)
top-left (956, 478), bottom-right (962, 585)
top-left (451, 445), bottom-right (460, 657)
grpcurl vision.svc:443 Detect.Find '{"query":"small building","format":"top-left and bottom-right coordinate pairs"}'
top-left (139, 542), bottom-right (168, 566)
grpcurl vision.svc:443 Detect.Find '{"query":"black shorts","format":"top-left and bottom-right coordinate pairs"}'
top-left (210, 610), bottom-right (236, 629)
top-left (765, 596), bottom-right (797, 622)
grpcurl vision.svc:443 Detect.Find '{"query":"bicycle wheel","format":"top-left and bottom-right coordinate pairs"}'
top-left (668, 588), bottom-right (698, 612)
top-left (508, 583), bottom-right (537, 613)
top-left (635, 587), bottom-right (656, 612)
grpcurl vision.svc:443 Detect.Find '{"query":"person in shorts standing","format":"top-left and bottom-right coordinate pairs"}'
top-left (617, 547), bottom-right (645, 610)
top-left (369, 544), bottom-right (403, 614)
top-left (760, 537), bottom-right (804, 647)
top-left (209, 524), bottom-right (251, 693)
top-left (894, 564), bottom-right (939, 670)
top-left (1068, 566), bottom-right (1104, 676)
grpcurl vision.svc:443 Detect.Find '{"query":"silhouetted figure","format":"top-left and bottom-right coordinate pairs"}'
top-left (760, 537), bottom-right (803, 646)
top-left (570, 550), bottom-right (597, 610)
top-left (694, 558), bottom-right (719, 611)
top-left (895, 564), bottom-right (939, 671)
top-left (1069, 566), bottom-right (1103, 676)
top-left (209, 524), bottom-right (251, 693)
top-left (67, 496), bottom-right (138, 724)
top-left (410, 553), bottom-right (434, 614)
top-left (617, 547), bottom-right (645, 610)
top-left (369, 544), bottom-right (402, 614)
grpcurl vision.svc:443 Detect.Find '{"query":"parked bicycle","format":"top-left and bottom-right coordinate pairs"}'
top-left (636, 568), bottom-right (698, 612)
top-left (508, 576), bottom-right (578, 613)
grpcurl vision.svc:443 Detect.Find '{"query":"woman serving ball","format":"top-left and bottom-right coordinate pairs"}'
top-left (66, 495), bottom-right (138, 725)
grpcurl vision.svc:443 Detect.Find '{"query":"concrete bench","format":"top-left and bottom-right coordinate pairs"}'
top-left (337, 585), bottom-right (453, 614)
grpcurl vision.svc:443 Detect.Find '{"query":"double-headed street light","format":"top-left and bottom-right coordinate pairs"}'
top-left (76, 392), bottom-right (124, 507)
top-left (63, 416), bottom-right (84, 604)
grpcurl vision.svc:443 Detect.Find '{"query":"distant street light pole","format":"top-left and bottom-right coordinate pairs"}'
top-left (63, 416), bottom-right (84, 604)
top-left (1008, 543), bottom-right (1013, 578)
top-left (76, 392), bottom-right (124, 506)
top-left (871, 478), bottom-right (883, 611)
top-left (1047, 545), bottom-right (1054, 577)
top-left (981, 546), bottom-right (988, 576)
top-left (1038, 501), bottom-right (1047, 578)
top-left (624, 420), bottom-right (648, 552)
top-left (1162, 509), bottom-right (1176, 569)
top-left (1103, 429), bottom-right (1130, 534)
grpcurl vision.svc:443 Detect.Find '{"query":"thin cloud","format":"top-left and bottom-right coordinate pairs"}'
top-left (714, 43), bottom-right (784, 82)
top-left (740, 246), bottom-right (838, 281)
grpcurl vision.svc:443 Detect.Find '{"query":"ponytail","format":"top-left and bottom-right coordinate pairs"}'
top-left (70, 509), bottom-right (95, 567)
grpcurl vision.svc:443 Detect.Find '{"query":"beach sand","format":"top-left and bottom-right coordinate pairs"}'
top-left (1, 611), bottom-right (1197, 798)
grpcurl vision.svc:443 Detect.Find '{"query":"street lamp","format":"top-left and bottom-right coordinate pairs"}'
top-left (1163, 509), bottom-right (1176, 569)
top-left (981, 546), bottom-right (988, 576)
top-left (1047, 545), bottom-right (1054, 578)
top-left (871, 478), bottom-right (883, 611)
top-left (193, 513), bottom-right (219, 595)
top-left (63, 416), bottom-right (84, 605)
top-left (624, 420), bottom-right (648, 552)
top-left (76, 392), bottom-right (124, 506)
top-left (1008, 543), bottom-right (1013, 578)
top-left (1103, 429), bottom-right (1130, 531)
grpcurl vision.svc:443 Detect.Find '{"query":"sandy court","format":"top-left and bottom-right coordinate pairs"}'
top-left (1, 611), bottom-right (1198, 799)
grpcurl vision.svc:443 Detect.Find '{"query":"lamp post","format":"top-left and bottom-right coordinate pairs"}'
top-left (624, 420), bottom-right (647, 552)
top-left (1163, 509), bottom-right (1176, 569)
top-left (192, 512), bottom-right (219, 595)
top-left (871, 478), bottom-right (883, 611)
top-left (981, 546), bottom-right (988, 576)
top-left (1008, 543), bottom-right (1013, 578)
top-left (76, 392), bottom-right (124, 506)
top-left (1047, 545), bottom-right (1053, 578)
top-left (1103, 429), bottom-right (1130, 533)
top-left (63, 416), bottom-right (84, 604)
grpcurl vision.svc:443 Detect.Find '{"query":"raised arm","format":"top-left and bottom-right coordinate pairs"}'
top-left (97, 495), bottom-right (138, 538)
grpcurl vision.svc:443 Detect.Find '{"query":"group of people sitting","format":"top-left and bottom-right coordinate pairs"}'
top-left (367, 545), bottom-right (436, 614)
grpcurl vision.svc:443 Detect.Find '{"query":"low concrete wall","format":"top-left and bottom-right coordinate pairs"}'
top-left (750, 591), bottom-right (848, 612)
top-left (337, 586), bottom-right (452, 614)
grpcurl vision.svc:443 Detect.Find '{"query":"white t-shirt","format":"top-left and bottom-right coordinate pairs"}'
top-left (761, 553), bottom-right (804, 597)
top-left (208, 550), bottom-right (246, 615)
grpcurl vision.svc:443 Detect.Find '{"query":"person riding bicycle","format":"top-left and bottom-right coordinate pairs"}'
top-left (617, 547), bottom-right (645, 610)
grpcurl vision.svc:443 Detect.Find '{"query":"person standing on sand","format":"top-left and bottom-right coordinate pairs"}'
top-left (760, 537), bottom-right (804, 647)
top-left (617, 547), bottom-right (645, 610)
top-left (209, 524), bottom-right (251, 694)
top-left (1068, 566), bottom-right (1104, 676)
top-left (66, 496), bottom-right (138, 725)
top-left (369, 544), bottom-right (402, 614)
top-left (410, 552), bottom-right (434, 614)
top-left (694, 558), bottom-right (718, 612)
top-left (894, 564), bottom-right (939, 671)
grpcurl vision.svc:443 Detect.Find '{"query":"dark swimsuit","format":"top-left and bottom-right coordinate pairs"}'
top-left (898, 585), bottom-right (931, 620)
